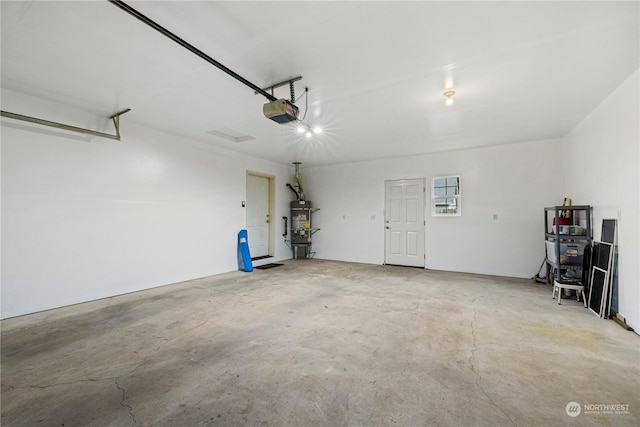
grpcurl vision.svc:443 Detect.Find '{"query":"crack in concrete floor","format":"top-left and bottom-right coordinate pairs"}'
top-left (468, 297), bottom-right (517, 426)
top-left (115, 378), bottom-right (137, 426)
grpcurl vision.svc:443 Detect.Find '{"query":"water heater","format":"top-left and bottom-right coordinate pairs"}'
top-left (287, 162), bottom-right (319, 259)
top-left (291, 199), bottom-right (312, 259)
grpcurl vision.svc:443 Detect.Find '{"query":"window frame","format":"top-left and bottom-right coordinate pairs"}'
top-left (431, 175), bottom-right (461, 217)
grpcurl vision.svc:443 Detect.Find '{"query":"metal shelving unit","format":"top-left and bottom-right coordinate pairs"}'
top-left (544, 205), bottom-right (592, 284)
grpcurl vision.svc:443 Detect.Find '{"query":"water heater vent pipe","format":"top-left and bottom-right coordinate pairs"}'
top-left (293, 162), bottom-right (305, 201)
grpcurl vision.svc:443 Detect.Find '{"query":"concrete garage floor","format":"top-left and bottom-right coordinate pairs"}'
top-left (2, 260), bottom-right (638, 426)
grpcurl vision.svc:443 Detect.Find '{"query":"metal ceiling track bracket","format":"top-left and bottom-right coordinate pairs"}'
top-left (1, 108), bottom-right (131, 141)
top-left (256, 76), bottom-right (303, 102)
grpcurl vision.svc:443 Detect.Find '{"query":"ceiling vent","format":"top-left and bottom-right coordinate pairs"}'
top-left (207, 127), bottom-right (255, 143)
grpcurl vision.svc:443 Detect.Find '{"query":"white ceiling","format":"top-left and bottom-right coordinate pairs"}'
top-left (2, 1), bottom-right (638, 166)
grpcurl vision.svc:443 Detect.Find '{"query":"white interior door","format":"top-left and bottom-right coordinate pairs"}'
top-left (247, 174), bottom-right (270, 258)
top-left (385, 178), bottom-right (425, 267)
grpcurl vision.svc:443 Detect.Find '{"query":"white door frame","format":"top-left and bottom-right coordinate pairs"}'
top-left (246, 171), bottom-right (275, 258)
top-left (384, 178), bottom-right (426, 267)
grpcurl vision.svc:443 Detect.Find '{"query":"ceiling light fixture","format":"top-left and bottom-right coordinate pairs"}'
top-left (291, 87), bottom-right (323, 139)
top-left (297, 121), bottom-right (322, 139)
top-left (444, 90), bottom-right (455, 106)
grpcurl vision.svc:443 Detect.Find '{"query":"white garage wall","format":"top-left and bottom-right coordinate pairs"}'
top-left (563, 69), bottom-right (639, 331)
top-left (1, 90), bottom-right (291, 319)
top-left (305, 139), bottom-right (565, 278)
top-left (5, 70), bottom-right (635, 325)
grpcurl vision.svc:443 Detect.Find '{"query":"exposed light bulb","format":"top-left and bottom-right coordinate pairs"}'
top-left (444, 90), bottom-right (455, 106)
top-left (296, 124), bottom-right (306, 133)
top-left (305, 131), bottom-right (312, 138)
top-left (312, 126), bottom-right (322, 134)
